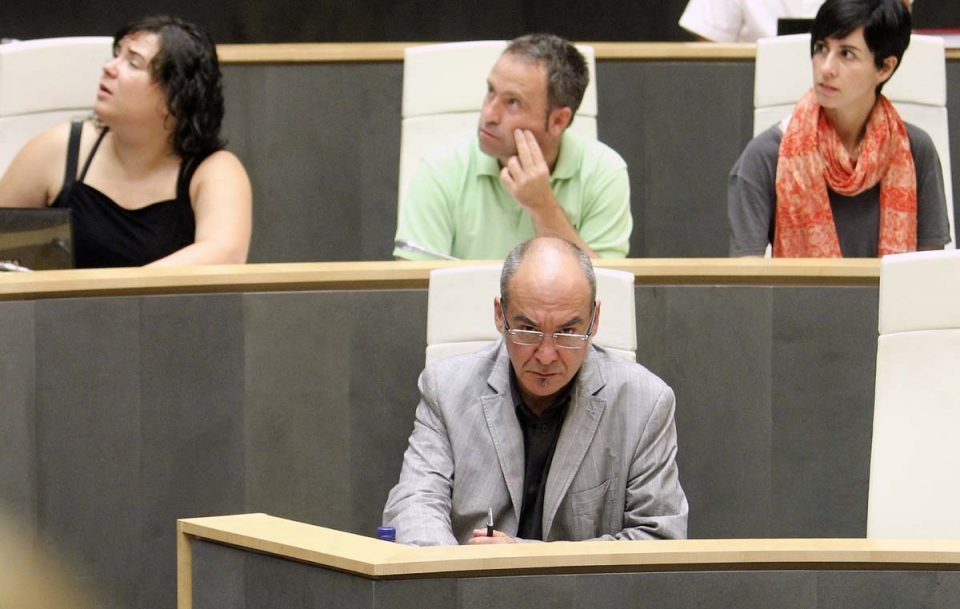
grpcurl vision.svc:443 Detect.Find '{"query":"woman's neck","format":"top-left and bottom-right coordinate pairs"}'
top-left (823, 94), bottom-right (877, 158)
top-left (105, 122), bottom-right (178, 176)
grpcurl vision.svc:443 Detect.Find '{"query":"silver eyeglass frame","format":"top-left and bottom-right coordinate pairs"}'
top-left (499, 301), bottom-right (598, 350)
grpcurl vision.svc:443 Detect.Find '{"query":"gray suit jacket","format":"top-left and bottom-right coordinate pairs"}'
top-left (382, 340), bottom-right (688, 546)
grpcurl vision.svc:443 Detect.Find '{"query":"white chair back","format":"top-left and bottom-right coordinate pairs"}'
top-left (754, 34), bottom-right (955, 248)
top-left (0, 37), bottom-right (112, 176)
top-left (399, 41), bottom-right (598, 211)
top-left (425, 264), bottom-right (636, 366)
top-left (868, 249), bottom-right (960, 538)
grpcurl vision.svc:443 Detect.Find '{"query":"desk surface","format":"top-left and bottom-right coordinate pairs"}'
top-left (179, 513), bottom-right (960, 580)
top-left (0, 259), bottom-right (880, 301)
top-left (215, 42), bottom-right (960, 63)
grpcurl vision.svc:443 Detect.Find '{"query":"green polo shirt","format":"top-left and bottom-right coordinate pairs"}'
top-left (394, 130), bottom-right (632, 260)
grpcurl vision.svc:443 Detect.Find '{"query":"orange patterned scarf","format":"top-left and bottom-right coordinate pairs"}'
top-left (774, 89), bottom-right (917, 257)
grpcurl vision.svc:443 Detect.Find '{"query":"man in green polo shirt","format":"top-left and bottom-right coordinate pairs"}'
top-left (393, 34), bottom-right (632, 261)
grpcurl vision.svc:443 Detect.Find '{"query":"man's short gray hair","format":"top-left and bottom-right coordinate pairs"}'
top-left (504, 33), bottom-right (589, 125)
top-left (500, 238), bottom-right (596, 307)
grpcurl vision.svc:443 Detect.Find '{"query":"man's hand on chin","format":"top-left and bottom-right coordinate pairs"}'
top-left (500, 129), bottom-right (558, 216)
top-left (467, 529), bottom-right (517, 545)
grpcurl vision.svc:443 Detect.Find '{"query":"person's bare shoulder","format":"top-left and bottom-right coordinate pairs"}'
top-left (188, 149), bottom-right (251, 203)
top-left (0, 121), bottom-right (76, 207)
top-left (194, 149), bottom-right (247, 174)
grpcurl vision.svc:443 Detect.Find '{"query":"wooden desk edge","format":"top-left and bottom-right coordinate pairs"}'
top-left (215, 42), bottom-right (960, 63)
top-left (177, 514), bottom-right (960, 584)
top-left (0, 259), bottom-right (881, 301)
top-left (215, 42), bottom-right (755, 63)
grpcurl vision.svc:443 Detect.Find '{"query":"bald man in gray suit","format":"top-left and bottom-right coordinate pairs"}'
top-left (383, 237), bottom-right (688, 545)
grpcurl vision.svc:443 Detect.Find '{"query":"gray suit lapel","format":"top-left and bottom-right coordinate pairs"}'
top-left (481, 342), bottom-right (525, 520)
top-left (542, 347), bottom-right (607, 539)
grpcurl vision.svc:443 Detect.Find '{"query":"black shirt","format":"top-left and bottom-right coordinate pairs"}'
top-left (51, 121), bottom-right (202, 268)
top-left (511, 372), bottom-right (573, 541)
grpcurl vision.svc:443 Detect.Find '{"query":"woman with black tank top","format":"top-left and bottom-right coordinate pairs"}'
top-left (0, 16), bottom-right (251, 268)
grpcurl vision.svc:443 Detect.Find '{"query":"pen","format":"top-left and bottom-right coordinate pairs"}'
top-left (486, 508), bottom-right (494, 537)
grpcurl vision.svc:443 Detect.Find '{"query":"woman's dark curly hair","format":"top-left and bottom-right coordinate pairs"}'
top-left (113, 16), bottom-right (225, 158)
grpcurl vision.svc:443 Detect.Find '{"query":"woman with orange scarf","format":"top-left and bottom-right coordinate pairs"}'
top-left (728, 0), bottom-right (949, 257)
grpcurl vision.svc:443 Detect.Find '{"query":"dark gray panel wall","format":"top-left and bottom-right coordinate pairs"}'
top-left (242, 290), bottom-right (424, 534)
top-left (243, 292), bottom-right (357, 526)
top-left (345, 290), bottom-right (427, 535)
top-left (598, 62), bottom-right (756, 258)
top-left (139, 294), bottom-right (247, 609)
top-left (0, 301), bottom-right (37, 532)
top-left (769, 288), bottom-right (877, 537)
top-left (635, 286), bottom-right (877, 540)
top-left (637, 286), bottom-right (776, 538)
top-left (223, 63), bottom-right (403, 263)
top-left (221, 59), bottom-right (960, 263)
top-left (34, 297), bottom-right (143, 607)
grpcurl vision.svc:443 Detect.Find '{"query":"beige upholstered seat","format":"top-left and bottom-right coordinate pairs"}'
top-left (0, 37), bottom-right (111, 176)
top-left (867, 250), bottom-right (960, 538)
top-left (425, 264), bottom-right (636, 365)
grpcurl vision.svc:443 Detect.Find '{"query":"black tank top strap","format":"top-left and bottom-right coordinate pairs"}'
top-left (62, 120), bottom-right (84, 189)
top-left (78, 127), bottom-right (109, 182)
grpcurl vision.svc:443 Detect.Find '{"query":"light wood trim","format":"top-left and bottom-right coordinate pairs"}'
top-left (0, 261), bottom-right (440, 300)
top-left (598, 258), bottom-right (880, 285)
top-left (216, 42), bottom-right (417, 63)
top-left (0, 259), bottom-right (880, 301)
top-left (178, 513), bottom-right (960, 583)
top-left (176, 521), bottom-right (192, 609)
top-left (588, 42), bottom-right (756, 60)
top-left (215, 42), bottom-right (755, 64)
top-left (214, 42), bottom-right (960, 64)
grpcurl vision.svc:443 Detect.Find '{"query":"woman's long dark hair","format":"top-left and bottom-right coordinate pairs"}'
top-left (113, 16), bottom-right (225, 158)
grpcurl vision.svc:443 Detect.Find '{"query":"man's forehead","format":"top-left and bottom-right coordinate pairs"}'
top-left (489, 54), bottom-right (547, 88)
top-left (509, 307), bottom-right (590, 329)
top-left (504, 278), bottom-right (592, 318)
top-left (499, 50), bottom-right (545, 69)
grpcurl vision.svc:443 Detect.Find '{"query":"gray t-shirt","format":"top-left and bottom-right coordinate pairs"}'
top-left (728, 123), bottom-right (950, 257)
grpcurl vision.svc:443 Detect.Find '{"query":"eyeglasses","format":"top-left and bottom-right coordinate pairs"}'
top-left (500, 303), bottom-right (597, 350)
